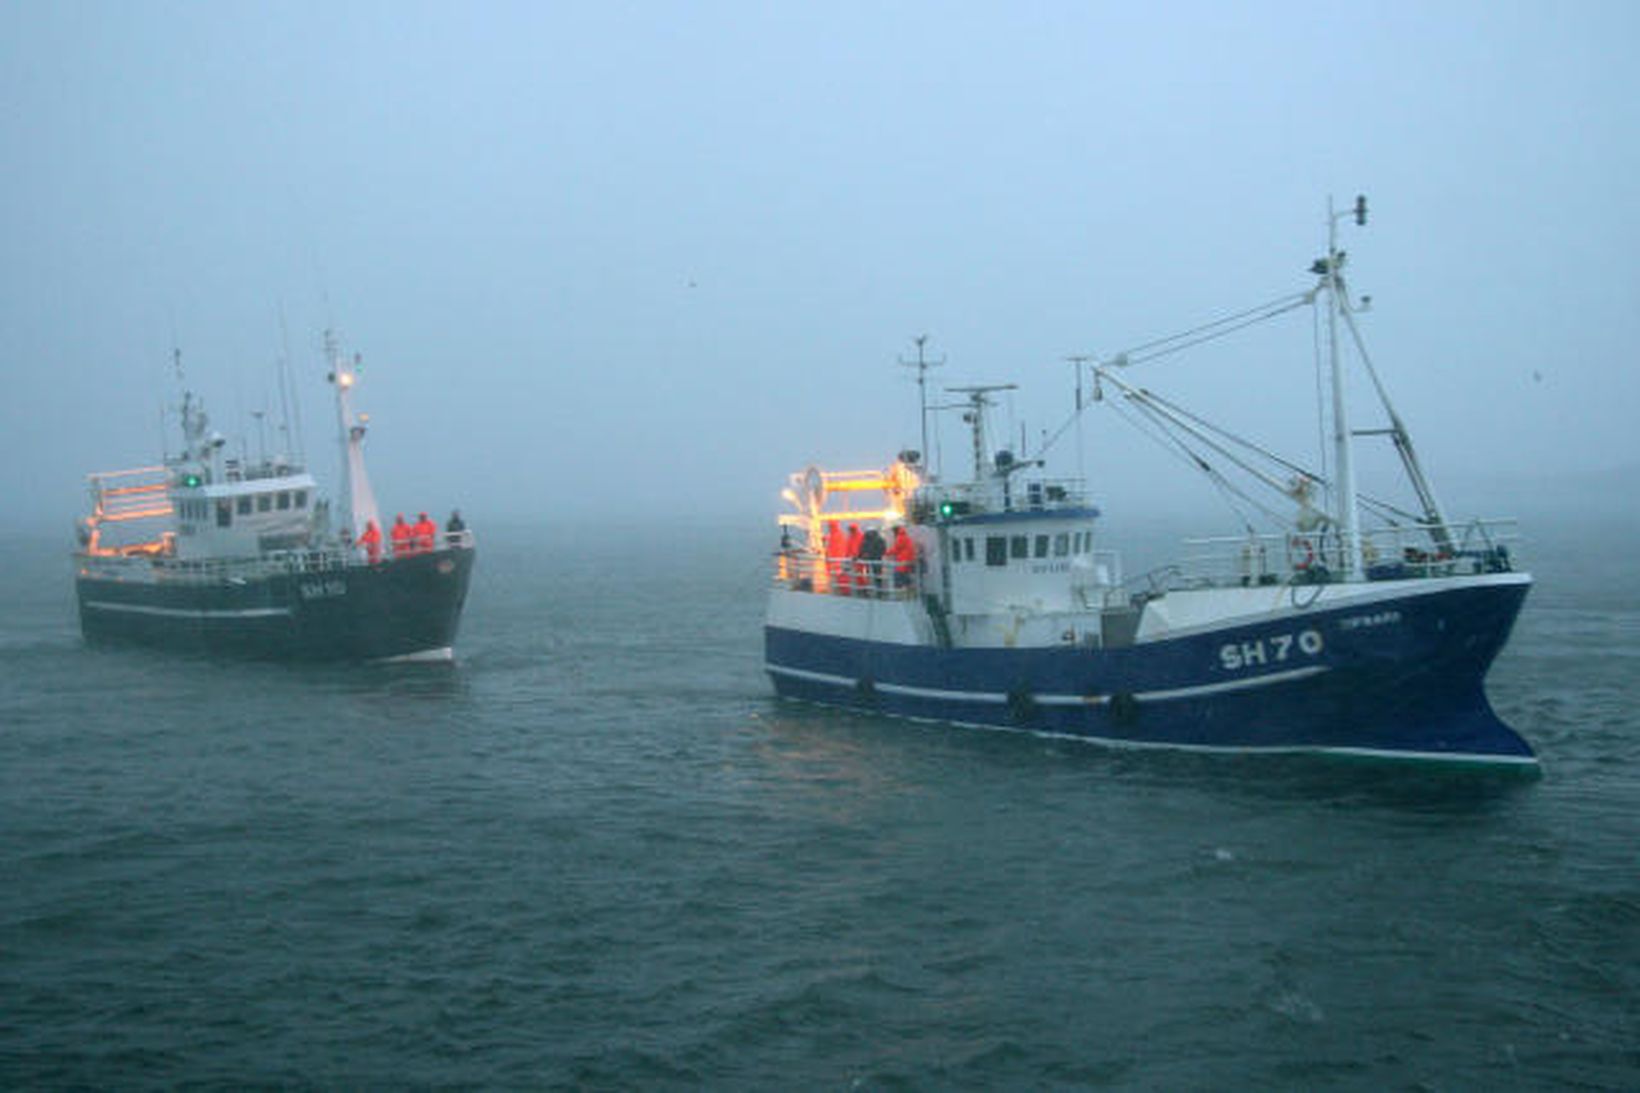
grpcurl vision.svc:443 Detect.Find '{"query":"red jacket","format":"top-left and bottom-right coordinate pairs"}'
top-left (358, 520), bottom-right (382, 563)
top-left (413, 515), bottom-right (437, 553)
top-left (888, 529), bottom-right (916, 573)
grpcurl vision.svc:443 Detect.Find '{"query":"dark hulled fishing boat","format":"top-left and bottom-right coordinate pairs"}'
top-left (74, 335), bottom-right (474, 661)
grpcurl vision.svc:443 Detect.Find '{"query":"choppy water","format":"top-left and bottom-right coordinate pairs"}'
top-left (3, 519), bottom-right (1637, 1088)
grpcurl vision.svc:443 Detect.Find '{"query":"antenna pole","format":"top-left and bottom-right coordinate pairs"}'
top-left (277, 305), bottom-right (307, 466)
top-left (898, 335), bottom-right (944, 464)
top-left (162, 343), bottom-right (184, 463)
top-left (1066, 354), bottom-right (1091, 474)
top-left (252, 409), bottom-right (267, 466)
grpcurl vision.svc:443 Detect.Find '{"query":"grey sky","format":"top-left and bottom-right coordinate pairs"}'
top-left (4, 1), bottom-right (1636, 532)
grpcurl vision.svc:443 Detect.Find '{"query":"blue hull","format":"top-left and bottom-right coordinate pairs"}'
top-left (765, 579), bottom-right (1532, 763)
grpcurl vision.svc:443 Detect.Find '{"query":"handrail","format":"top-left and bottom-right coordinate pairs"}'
top-left (917, 475), bottom-right (1092, 515)
top-left (76, 535), bottom-right (475, 585)
top-left (1178, 519), bottom-right (1521, 587)
top-left (771, 548), bottom-right (923, 599)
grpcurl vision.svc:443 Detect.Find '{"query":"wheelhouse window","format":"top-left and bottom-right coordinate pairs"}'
top-left (277, 492), bottom-right (291, 510)
top-left (1010, 535), bottom-right (1028, 560)
top-left (294, 490), bottom-right (307, 509)
top-left (257, 494), bottom-right (271, 512)
top-left (1054, 532), bottom-right (1070, 557)
top-left (985, 536), bottom-right (1007, 567)
top-left (1034, 534), bottom-right (1049, 558)
top-left (216, 501), bottom-right (232, 528)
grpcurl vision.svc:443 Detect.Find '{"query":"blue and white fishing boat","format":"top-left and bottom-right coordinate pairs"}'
top-left (74, 333), bottom-right (475, 661)
top-left (764, 199), bottom-right (1533, 764)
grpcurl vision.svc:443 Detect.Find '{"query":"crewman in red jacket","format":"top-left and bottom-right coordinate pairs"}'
top-left (825, 520), bottom-right (848, 593)
top-left (888, 525), bottom-right (917, 591)
top-left (845, 522), bottom-right (864, 596)
top-left (413, 512), bottom-right (437, 554)
top-left (390, 514), bottom-right (412, 558)
top-left (358, 518), bottom-right (382, 564)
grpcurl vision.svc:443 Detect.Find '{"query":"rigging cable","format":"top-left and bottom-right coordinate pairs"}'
top-left (1108, 388), bottom-right (1278, 533)
top-left (1036, 291), bottom-right (1310, 464)
top-left (1042, 285), bottom-right (1436, 536)
top-left (1120, 375), bottom-right (1423, 529)
top-left (1116, 292), bottom-right (1311, 367)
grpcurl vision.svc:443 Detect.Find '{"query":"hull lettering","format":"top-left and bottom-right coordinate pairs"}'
top-left (1219, 628), bottom-right (1324, 672)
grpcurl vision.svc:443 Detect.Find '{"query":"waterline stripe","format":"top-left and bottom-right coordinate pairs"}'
top-left (764, 662), bottom-right (1330, 705)
top-left (377, 646), bottom-right (453, 664)
top-left (1126, 664), bottom-right (1328, 702)
top-left (83, 601), bottom-right (291, 620)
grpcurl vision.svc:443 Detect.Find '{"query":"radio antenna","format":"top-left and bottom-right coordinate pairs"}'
top-left (898, 334), bottom-right (945, 465)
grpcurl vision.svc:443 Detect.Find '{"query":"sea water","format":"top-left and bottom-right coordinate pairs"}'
top-left (2, 518), bottom-right (1636, 1088)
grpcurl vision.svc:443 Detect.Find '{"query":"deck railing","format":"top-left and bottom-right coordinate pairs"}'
top-left (915, 476), bottom-right (1091, 519)
top-left (77, 531), bottom-right (477, 585)
top-left (771, 549), bottom-right (923, 599)
top-left (1174, 519), bottom-right (1522, 589)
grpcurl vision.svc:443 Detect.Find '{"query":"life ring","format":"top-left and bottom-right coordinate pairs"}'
top-left (802, 466), bottom-right (827, 512)
top-left (1288, 535), bottom-right (1315, 571)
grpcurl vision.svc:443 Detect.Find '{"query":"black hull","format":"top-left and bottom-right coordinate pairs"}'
top-left (76, 547), bottom-right (475, 661)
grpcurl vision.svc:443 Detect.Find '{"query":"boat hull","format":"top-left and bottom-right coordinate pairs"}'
top-left (75, 546), bottom-right (475, 662)
top-left (765, 574), bottom-right (1533, 764)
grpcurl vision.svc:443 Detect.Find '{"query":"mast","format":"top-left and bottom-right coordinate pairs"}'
top-left (946, 384), bottom-right (1018, 482)
top-left (1322, 195), bottom-right (1366, 580)
top-left (327, 330), bottom-right (380, 545)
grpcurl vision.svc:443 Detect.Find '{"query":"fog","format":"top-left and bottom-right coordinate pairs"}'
top-left (4, 2), bottom-right (1637, 539)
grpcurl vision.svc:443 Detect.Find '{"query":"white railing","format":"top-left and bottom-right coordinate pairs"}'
top-left (1174, 519), bottom-right (1523, 589)
top-left (78, 546), bottom-right (355, 585)
top-left (915, 476), bottom-right (1091, 519)
top-left (77, 532), bottom-right (476, 585)
top-left (771, 549), bottom-right (923, 599)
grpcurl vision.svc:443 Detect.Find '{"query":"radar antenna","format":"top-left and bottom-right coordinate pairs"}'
top-left (946, 383), bottom-right (1018, 482)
